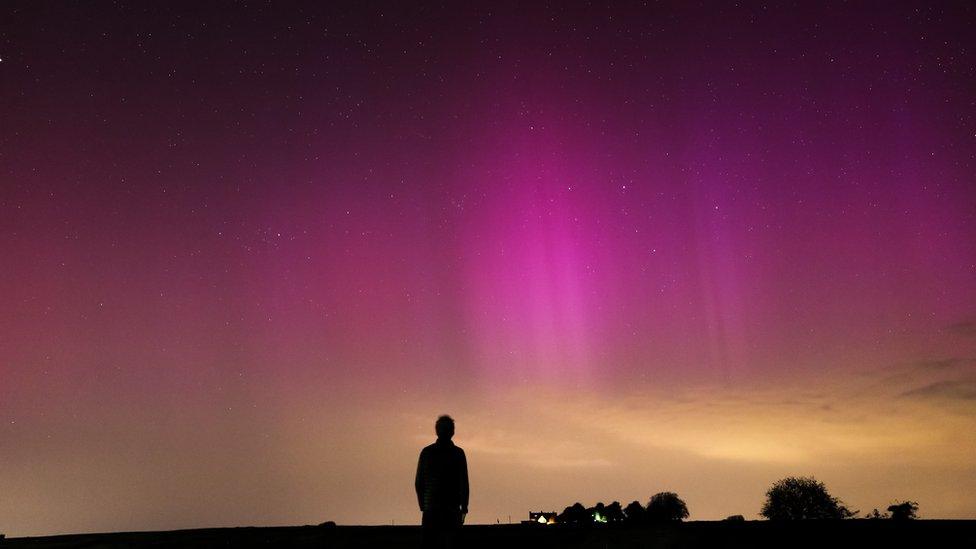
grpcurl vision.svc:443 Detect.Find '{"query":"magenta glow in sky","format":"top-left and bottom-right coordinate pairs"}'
top-left (1, 1), bottom-right (975, 536)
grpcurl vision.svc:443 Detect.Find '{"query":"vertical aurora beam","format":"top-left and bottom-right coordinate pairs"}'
top-left (461, 130), bottom-right (601, 385)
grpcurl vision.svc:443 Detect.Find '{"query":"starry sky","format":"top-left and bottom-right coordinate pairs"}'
top-left (2, 1), bottom-right (975, 537)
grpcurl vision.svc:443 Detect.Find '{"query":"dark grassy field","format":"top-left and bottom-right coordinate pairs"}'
top-left (3, 521), bottom-right (973, 549)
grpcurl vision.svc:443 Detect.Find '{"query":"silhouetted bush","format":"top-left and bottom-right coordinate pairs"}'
top-left (724, 515), bottom-right (745, 522)
top-left (318, 521), bottom-right (337, 528)
top-left (624, 500), bottom-right (645, 523)
top-left (865, 508), bottom-right (889, 519)
top-left (760, 477), bottom-right (855, 520)
top-left (645, 492), bottom-right (689, 522)
top-left (558, 502), bottom-right (590, 525)
top-left (604, 501), bottom-right (626, 523)
top-left (887, 501), bottom-right (918, 521)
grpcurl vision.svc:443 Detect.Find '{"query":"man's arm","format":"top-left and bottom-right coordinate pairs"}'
top-left (459, 449), bottom-right (469, 514)
top-left (415, 450), bottom-right (425, 512)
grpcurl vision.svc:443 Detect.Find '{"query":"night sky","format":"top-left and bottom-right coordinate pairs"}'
top-left (2, 1), bottom-right (975, 537)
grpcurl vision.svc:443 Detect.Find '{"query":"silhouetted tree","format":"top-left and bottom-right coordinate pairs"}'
top-left (865, 508), bottom-right (889, 519)
top-left (558, 502), bottom-right (590, 525)
top-left (604, 501), bottom-right (625, 523)
top-left (760, 477), bottom-right (855, 520)
top-left (623, 500), bottom-right (645, 523)
top-left (645, 492), bottom-right (689, 522)
top-left (887, 501), bottom-right (918, 521)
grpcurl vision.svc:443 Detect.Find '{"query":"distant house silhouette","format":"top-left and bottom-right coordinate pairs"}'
top-left (525, 511), bottom-right (558, 525)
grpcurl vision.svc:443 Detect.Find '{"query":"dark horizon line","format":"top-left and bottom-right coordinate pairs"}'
top-left (9, 517), bottom-right (976, 540)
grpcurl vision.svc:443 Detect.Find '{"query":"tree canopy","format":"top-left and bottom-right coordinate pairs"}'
top-left (887, 501), bottom-right (919, 521)
top-left (760, 477), bottom-right (855, 520)
top-left (645, 492), bottom-right (690, 522)
top-left (623, 500), bottom-right (645, 523)
top-left (558, 502), bottom-right (590, 525)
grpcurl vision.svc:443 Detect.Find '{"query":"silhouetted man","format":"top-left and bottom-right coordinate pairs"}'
top-left (415, 415), bottom-right (468, 549)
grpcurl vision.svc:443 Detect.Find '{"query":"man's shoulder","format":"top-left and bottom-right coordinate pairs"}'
top-left (422, 440), bottom-right (465, 454)
top-left (421, 442), bottom-right (449, 455)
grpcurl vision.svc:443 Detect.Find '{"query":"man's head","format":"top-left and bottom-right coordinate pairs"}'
top-left (435, 415), bottom-right (455, 440)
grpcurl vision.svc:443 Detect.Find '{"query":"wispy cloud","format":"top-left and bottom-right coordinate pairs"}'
top-left (463, 432), bottom-right (614, 468)
top-left (900, 379), bottom-right (976, 401)
top-left (948, 319), bottom-right (976, 337)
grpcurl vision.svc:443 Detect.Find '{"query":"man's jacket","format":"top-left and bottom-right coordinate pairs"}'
top-left (415, 439), bottom-right (469, 513)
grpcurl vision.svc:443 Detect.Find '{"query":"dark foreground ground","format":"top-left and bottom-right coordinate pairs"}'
top-left (4, 521), bottom-right (974, 549)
